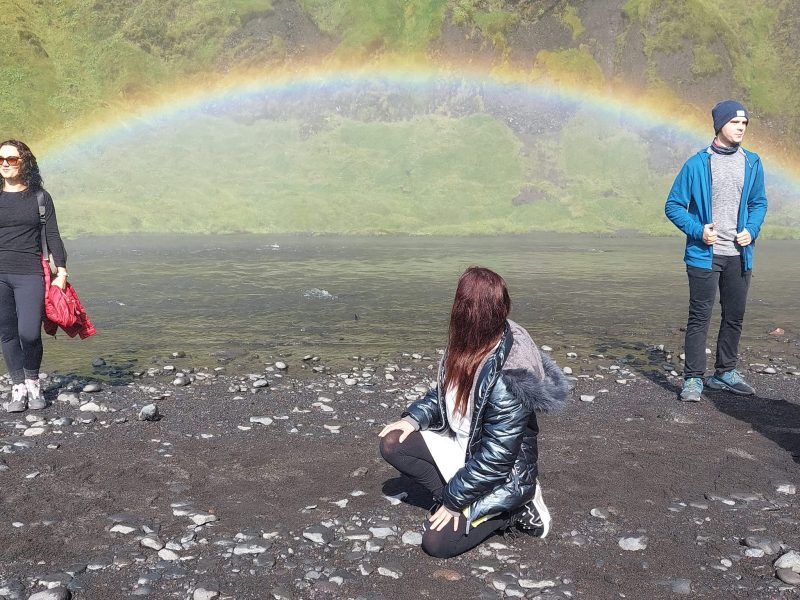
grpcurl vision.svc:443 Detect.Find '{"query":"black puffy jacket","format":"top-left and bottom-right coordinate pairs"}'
top-left (402, 320), bottom-right (569, 522)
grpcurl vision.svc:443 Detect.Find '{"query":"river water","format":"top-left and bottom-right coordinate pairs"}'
top-left (44, 234), bottom-right (799, 376)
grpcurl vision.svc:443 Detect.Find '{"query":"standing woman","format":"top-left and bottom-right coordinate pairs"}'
top-left (0, 140), bottom-right (68, 412)
top-left (379, 267), bottom-right (568, 558)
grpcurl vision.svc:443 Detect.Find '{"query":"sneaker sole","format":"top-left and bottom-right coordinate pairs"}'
top-left (532, 483), bottom-right (551, 539)
top-left (705, 380), bottom-right (754, 396)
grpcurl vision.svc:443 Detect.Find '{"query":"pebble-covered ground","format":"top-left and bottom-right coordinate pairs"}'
top-left (0, 336), bottom-right (799, 600)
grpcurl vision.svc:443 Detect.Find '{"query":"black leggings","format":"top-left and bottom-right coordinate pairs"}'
top-left (0, 273), bottom-right (44, 384)
top-left (379, 430), bottom-right (510, 558)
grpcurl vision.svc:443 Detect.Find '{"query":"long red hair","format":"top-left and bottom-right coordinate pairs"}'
top-left (444, 267), bottom-right (511, 417)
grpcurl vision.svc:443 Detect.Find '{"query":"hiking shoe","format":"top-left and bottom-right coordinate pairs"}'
top-left (680, 377), bottom-right (703, 402)
top-left (512, 481), bottom-right (551, 538)
top-left (706, 369), bottom-right (754, 395)
top-left (25, 378), bottom-right (46, 410)
top-left (6, 383), bottom-right (28, 413)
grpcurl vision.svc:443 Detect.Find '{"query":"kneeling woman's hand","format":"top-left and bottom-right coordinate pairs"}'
top-left (378, 419), bottom-right (416, 442)
top-left (429, 504), bottom-right (460, 532)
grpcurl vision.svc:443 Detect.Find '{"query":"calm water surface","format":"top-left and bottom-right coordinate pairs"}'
top-left (45, 234), bottom-right (799, 375)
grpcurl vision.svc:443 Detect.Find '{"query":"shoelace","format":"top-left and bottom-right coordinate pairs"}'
top-left (726, 370), bottom-right (744, 384)
top-left (686, 378), bottom-right (703, 391)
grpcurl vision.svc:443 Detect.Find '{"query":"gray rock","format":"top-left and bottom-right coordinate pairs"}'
top-left (138, 404), bottom-right (161, 422)
top-left (82, 383), bottom-right (102, 393)
top-left (27, 588), bottom-right (71, 600)
top-left (377, 566), bottom-right (403, 579)
top-left (401, 531), bottom-right (422, 545)
top-left (57, 392), bottom-right (79, 404)
top-left (172, 377), bottom-right (190, 386)
top-left (776, 568), bottom-right (800, 585)
top-left (303, 526), bottom-right (333, 545)
top-left (252, 379), bottom-right (269, 389)
top-left (0, 578), bottom-right (24, 600)
top-left (232, 543), bottom-right (267, 555)
top-left (775, 551), bottom-right (800, 572)
top-left (191, 513), bottom-right (217, 525)
top-left (670, 579), bottom-right (692, 595)
top-left (368, 526), bottom-right (396, 539)
top-left (619, 536), bottom-right (648, 551)
top-left (249, 416), bottom-right (273, 426)
top-left (140, 535), bottom-right (164, 550)
top-left (744, 536), bottom-right (782, 555)
top-left (158, 548), bottom-right (180, 561)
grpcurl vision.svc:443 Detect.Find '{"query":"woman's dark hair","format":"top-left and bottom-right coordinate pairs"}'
top-left (0, 139), bottom-right (43, 191)
top-left (444, 267), bottom-right (511, 417)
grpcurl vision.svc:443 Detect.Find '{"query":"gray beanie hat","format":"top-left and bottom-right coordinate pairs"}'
top-left (712, 100), bottom-right (749, 133)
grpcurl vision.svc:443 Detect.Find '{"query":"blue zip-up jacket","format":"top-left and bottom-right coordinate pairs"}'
top-left (665, 146), bottom-right (768, 271)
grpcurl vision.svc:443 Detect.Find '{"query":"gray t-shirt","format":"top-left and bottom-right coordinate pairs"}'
top-left (710, 147), bottom-right (745, 256)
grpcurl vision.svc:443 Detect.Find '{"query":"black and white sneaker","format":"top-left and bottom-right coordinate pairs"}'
top-left (513, 481), bottom-right (551, 538)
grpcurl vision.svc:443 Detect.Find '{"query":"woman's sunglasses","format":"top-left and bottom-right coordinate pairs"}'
top-left (0, 156), bottom-right (21, 166)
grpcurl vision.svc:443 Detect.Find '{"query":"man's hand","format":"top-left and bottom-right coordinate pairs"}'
top-left (736, 228), bottom-right (752, 247)
top-left (703, 222), bottom-right (717, 245)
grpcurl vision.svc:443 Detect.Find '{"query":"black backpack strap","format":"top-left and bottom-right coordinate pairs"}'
top-left (36, 190), bottom-right (49, 257)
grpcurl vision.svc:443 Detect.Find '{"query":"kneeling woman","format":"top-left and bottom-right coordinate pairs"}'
top-left (379, 267), bottom-right (568, 558)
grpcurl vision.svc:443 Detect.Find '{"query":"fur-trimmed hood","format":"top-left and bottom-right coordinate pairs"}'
top-left (501, 320), bottom-right (568, 413)
top-left (503, 354), bottom-right (569, 413)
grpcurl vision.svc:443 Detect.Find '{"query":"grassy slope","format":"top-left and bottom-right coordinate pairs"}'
top-left (44, 111), bottom-right (692, 238)
top-left (5, 0), bottom-right (800, 237)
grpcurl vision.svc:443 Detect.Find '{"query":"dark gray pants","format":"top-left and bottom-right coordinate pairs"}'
top-left (0, 273), bottom-right (44, 384)
top-left (684, 254), bottom-right (751, 379)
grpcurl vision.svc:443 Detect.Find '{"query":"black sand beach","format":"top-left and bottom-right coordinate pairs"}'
top-left (1, 335), bottom-right (799, 600)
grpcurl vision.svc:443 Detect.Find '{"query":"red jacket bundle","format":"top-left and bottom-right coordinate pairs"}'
top-left (42, 256), bottom-right (96, 339)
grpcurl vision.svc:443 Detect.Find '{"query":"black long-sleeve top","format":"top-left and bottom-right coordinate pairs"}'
top-left (0, 188), bottom-right (67, 274)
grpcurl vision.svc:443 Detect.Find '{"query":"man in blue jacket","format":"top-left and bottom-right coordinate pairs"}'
top-left (665, 100), bottom-right (768, 402)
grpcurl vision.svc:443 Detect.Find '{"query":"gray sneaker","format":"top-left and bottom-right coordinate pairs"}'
top-left (25, 378), bottom-right (46, 410)
top-left (706, 369), bottom-right (754, 395)
top-left (6, 383), bottom-right (28, 413)
top-left (680, 377), bottom-right (703, 402)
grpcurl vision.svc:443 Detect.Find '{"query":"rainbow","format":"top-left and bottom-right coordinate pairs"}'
top-left (39, 64), bottom-right (800, 192)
